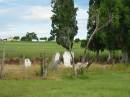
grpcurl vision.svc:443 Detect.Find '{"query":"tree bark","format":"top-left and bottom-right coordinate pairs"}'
top-left (121, 50), bottom-right (128, 63)
top-left (107, 50), bottom-right (113, 63)
top-left (40, 54), bottom-right (47, 79)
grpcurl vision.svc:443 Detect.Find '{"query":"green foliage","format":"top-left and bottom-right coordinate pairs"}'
top-left (89, 32), bottom-right (105, 52)
top-left (21, 36), bottom-right (27, 41)
top-left (74, 38), bottom-right (80, 43)
top-left (40, 37), bottom-right (47, 41)
top-left (87, 0), bottom-right (130, 61)
top-left (13, 36), bottom-right (20, 40)
top-left (21, 32), bottom-right (38, 41)
top-left (48, 36), bottom-right (55, 41)
top-left (51, 0), bottom-right (78, 50)
top-left (80, 40), bottom-right (87, 48)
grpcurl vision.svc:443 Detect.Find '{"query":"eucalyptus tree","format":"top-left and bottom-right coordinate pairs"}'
top-left (87, 0), bottom-right (112, 50)
top-left (103, 0), bottom-right (123, 62)
top-left (87, 0), bottom-right (125, 62)
top-left (86, 0), bottom-right (113, 61)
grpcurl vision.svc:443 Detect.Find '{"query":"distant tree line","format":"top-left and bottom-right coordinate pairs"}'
top-left (21, 32), bottom-right (38, 41)
top-left (11, 32), bottom-right (59, 42)
top-left (11, 32), bottom-right (82, 42)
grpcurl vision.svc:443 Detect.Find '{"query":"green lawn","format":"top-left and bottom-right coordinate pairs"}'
top-left (0, 71), bottom-right (130, 97)
top-left (0, 41), bottom-right (84, 59)
top-left (0, 41), bottom-right (122, 61)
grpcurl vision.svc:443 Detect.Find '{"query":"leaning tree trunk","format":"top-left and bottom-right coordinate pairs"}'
top-left (107, 50), bottom-right (113, 63)
top-left (85, 9), bottom-right (112, 57)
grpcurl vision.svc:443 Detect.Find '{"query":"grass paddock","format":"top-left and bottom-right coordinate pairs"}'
top-left (0, 64), bottom-right (130, 97)
top-left (0, 41), bottom-right (122, 64)
top-left (0, 42), bottom-right (84, 59)
top-left (0, 42), bottom-right (129, 97)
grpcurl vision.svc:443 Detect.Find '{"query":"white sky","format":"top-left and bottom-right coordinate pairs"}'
top-left (0, 0), bottom-right (88, 39)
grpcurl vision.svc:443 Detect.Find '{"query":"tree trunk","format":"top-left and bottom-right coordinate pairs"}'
top-left (40, 55), bottom-right (47, 79)
top-left (121, 50), bottom-right (128, 63)
top-left (40, 58), bottom-right (44, 77)
top-left (107, 50), bottom-right (113, 64)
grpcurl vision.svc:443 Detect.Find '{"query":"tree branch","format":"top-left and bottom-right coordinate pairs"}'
top-left (87, 13), bottom-right (112, 49)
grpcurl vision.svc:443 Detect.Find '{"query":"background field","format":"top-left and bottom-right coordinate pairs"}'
top-left (0, 41), bottom-right (122, 62)
top-left (0, 42), bottom-right (84, 59)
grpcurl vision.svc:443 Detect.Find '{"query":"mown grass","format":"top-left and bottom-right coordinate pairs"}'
top-left (0, 64), bottom-right (130, 97)
top-left (0, 71), bottom-right (130, 97)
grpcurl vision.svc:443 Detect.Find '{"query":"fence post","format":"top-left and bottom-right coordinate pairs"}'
top-left (40, 53), bottom-right (48, 79)
top-left (0, 41), bottom-right (5, 79)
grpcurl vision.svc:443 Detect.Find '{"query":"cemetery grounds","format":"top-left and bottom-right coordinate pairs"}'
top-left (0, 41), bottom-right (130, 97)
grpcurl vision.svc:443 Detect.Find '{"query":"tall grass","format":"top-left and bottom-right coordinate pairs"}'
top-left (2, 63), bottom-right (130, 80)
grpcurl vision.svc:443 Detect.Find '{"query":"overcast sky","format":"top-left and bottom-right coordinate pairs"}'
top-left (0, 0), bottom-right (89, 39)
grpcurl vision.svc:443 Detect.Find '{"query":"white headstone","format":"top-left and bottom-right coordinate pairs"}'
top-left (63, 51), bottom-right (74, 68)
top-left (54, 52), bottom-right (61, 62)
top-left (24, 58), bottom-right (31, 67)
top-left (52, 52), bottom-right (61, 70)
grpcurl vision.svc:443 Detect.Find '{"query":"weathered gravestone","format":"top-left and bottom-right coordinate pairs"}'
top-left (54, 52), bottom-right (61, 62)
top-left (52, 52), bottom-right (61, 70)
top-left (63, 51), bottom-right (74, 68)
top-left (24, 58), bottom-right (31, 68)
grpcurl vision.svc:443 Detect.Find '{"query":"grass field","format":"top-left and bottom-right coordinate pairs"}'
top-left (0, 67), bottom-right (130, 97)
top-left (0, 41), bottom-right (84, 59)
top-left (0, 64), bottom-right (129, 97)
top-left (0, 42), bottom-right (128, 97)
top-left (0, 41), bottom-right (122, 62)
